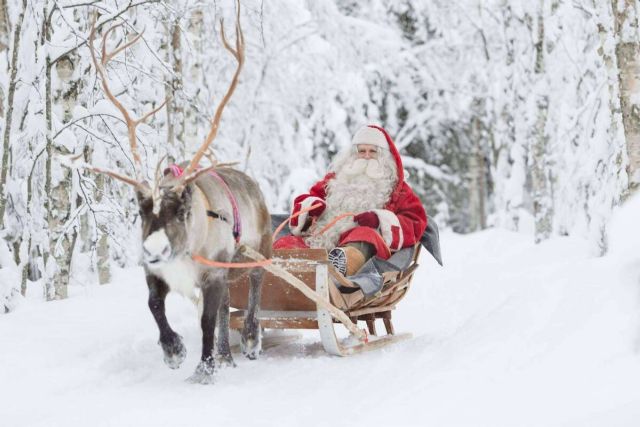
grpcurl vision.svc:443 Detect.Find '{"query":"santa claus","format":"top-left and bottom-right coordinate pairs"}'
top-left (274, 125), bottom-right (427, 276)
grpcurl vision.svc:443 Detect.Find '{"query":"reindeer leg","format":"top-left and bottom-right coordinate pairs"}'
top-left (188, 274), bottom-right (225, 384)
top-left (215, 286), bottom-right (235, 368)
top-left (241, 267), bottom-right (263, 360)
top-left (146, 274), bottom-right (186, 369)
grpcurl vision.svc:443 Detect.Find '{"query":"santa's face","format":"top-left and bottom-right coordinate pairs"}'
top-left (355, 144), bottom-right (380, 159)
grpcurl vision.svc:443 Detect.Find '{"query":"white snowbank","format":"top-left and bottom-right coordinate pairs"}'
top-left (609, 192), bottom-right (640, 262)
top-left (1, 222), bottom-right (639, 426)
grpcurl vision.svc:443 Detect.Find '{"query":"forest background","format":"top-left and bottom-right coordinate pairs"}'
top-left (0, 0), bottom-right (639, 310)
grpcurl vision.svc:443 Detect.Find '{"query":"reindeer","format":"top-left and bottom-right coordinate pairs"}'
top-left (83, 4), bottom-right (271, 384)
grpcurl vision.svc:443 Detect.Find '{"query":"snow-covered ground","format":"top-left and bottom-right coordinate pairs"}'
top-left (2, 203), bottom-right (640, 427)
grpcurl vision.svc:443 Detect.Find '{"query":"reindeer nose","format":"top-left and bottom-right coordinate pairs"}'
top-left (143, 229), bottom-right (173, 265)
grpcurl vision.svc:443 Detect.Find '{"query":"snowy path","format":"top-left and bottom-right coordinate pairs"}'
top-left (1, 229), bottom-right (640, 427)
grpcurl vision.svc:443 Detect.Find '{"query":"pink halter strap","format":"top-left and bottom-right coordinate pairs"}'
top-left (169, 164), bottom-right (241, 244)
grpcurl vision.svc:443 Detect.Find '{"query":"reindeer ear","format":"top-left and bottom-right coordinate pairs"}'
top-left (180, 185), bottom-right (192, 202)
top-left (177, 185), bottom-right (192, 220)
top-left (135, 184), bottom-right (153, 215)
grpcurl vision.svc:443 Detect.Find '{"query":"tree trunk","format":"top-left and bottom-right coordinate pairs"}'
top-left (95, 174), bottom-right (110, 285)
top-left (0, 0), bottom-right (9, 118)
top-left (78, 144), bottom-right (94, 254)
top-left (0, 0), bottom-right (26, 230)
top-left (611, 0), bottom-right (640, 192)
top-left (166, 18), bottom-right (185, 159)
top-left (20, 240), bottom-right (29, 296)
top-left (21, 151), bottom-right (40, 296)
top-left (43, 5), bottom-right (75, 301)
top-left (184, 8), bottom-right (204, 150)
top-left (0, 0), bottom-right (9, 54)
top-left (531, 0), bottom-right (553, 243)
top-left (469, 102), bottom-right (487, 231)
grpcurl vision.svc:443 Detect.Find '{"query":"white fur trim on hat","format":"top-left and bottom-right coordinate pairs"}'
top-left (290, 196), bottom-right (324, 236)
top-left (373, 209), bottom-right (403, 250)
top-left (351, 126), bottom-right (388, 150)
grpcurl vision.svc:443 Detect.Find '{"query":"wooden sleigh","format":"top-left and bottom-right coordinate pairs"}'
top-left (229, 217), bottom-right (442, 356)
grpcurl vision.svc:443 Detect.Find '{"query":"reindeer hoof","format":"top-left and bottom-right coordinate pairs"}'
top-left (161, 334), bottom-right (187, 369)
top-left (241, 335), bottom-right (262, 360)
top-left (242, 320), bottom-right (262, 360)
top-left (186, 358), bottom-right (215, 384)
top-left (215, 353), bottom-right (236, 368)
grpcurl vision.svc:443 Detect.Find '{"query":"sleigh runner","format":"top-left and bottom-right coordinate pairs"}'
top-left (229, 217), bottom-right (441, 356)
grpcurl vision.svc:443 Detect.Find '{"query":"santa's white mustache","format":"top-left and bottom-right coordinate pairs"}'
top-left (344, 158), bottom-right (386, 179)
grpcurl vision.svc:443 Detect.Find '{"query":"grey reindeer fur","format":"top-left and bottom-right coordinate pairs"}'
top-left (139, 166), bottom-right (272, 384)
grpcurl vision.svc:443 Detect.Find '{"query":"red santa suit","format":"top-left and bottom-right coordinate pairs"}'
top-left (274, 125), bottom-right (427, 260)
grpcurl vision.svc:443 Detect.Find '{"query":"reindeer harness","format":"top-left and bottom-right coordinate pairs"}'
top-left (168, 164), bottom-right (242, 244)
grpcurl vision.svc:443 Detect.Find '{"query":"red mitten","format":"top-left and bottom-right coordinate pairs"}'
top-left (353, 211), bottom-right (380, 228)
top-left (308, 201), bottom-right (326, 218)
top-left (290, 196), bottom-right (325, 226)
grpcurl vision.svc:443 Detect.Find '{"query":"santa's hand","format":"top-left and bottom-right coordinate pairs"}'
top-left (307, 201), bottom-right (326, 218)
top-left (290, 196), bottom-right (325, 234)
top-left (354, 211), bottom-right (380, 229)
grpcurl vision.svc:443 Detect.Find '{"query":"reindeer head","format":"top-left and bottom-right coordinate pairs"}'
top-left (136, 184), bottom-right (193, 266)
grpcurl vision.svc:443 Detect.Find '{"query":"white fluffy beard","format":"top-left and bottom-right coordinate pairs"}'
top-left (304, 149), bottom-right (397, 250)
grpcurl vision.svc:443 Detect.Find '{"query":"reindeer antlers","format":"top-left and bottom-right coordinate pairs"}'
top-left (81, 1), bottom-right (244, 196)
top-left (178, 0), bottom-right (245, 186)
top-left (88, 20), bottom-right (167, 187)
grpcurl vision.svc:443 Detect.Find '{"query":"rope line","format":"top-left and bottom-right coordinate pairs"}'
top-left (191, 254), bottom-right (272, 269)
top-left (194, 203), bottom-right (351, 268)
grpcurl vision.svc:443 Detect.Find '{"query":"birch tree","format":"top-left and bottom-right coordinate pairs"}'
top-left (0, 0), bottom-right (26, 230)
top-left (165, 16), bottom-right (185, 158)
top-left (531, 0), bottom-right (553, 243)
top-left (40, 1), bottom-right (77, 300)
top-left (611, 0), bottom-right (640, 193)
top-left (0, 0), bottom-right (9, 55)
top-left (94, 173), bottom-right (110, 284)
top-left (0, 0), bottom-right (9, 118)
top-left (468, 102), bottom-right (488, 231)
